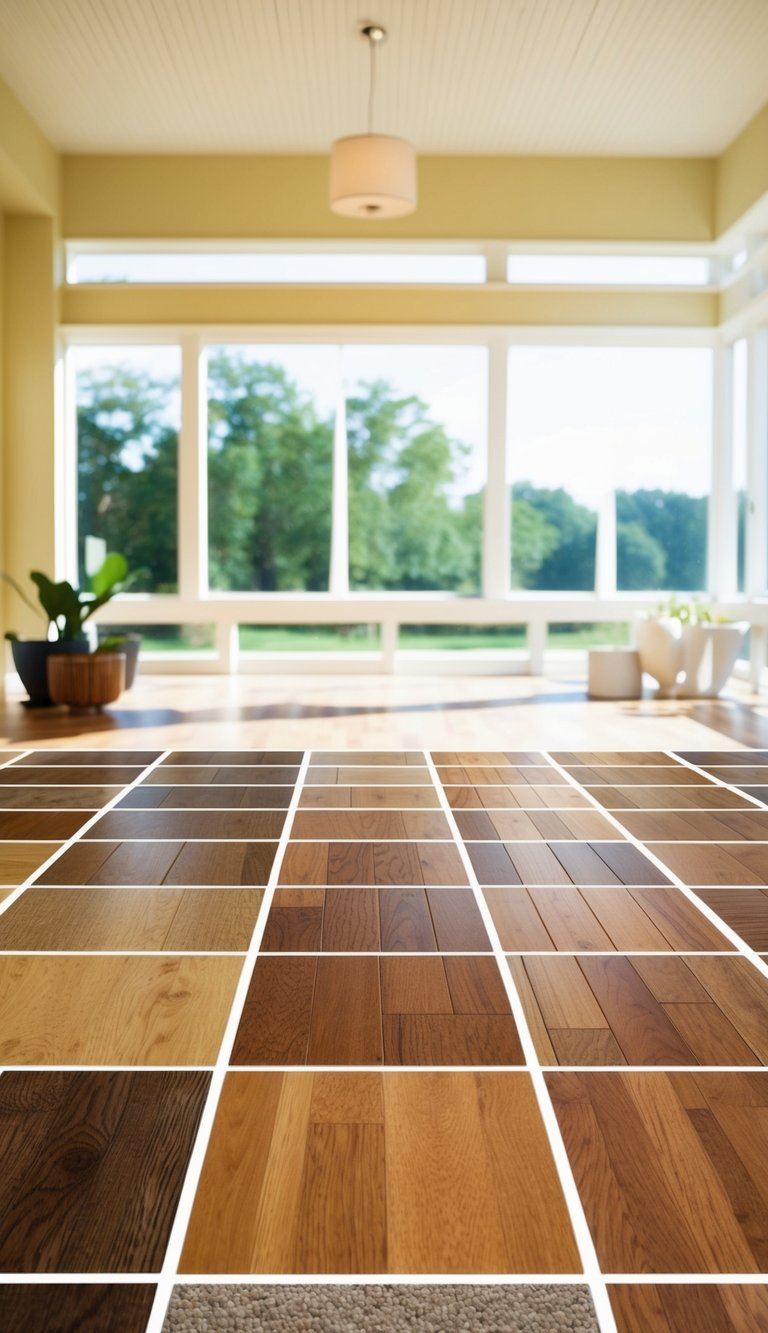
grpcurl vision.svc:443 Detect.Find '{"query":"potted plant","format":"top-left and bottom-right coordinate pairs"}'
top-left (2, 553), bottom-right (133, 706)
top-left (46, 642), bottom-right (127, 715)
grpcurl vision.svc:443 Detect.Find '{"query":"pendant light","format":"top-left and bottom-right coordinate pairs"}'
top-left (329, 22), bottom-right (417, 219)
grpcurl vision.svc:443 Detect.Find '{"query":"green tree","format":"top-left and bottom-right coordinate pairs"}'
top-left (510, 497), bottom-right (560, 589)
top-left (511, 484), bottom-right (597, 590)
top-left (616, 519), bottom-right (666, 589)
top-left (617, 489), bottom-right (707, 590)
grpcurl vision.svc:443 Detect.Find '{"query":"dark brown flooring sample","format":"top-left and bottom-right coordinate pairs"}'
top-left (0, 810), bottom-right (88, 839)
top-left (514, 955), bottom-right (768, 1065)
top-left (466, 841), bottom-right (668, 886)
top-left (742, 787), bottom-right (768, 805)
top-left (260, 886), bottom-right (495, 954)
top-left (0, 886), bottom-right (263, 951)
top-left (143, 766), bottom-right (299, 786)
top-left (547, 1071), bottom-right (768, 1272)
top-left (279, 841), bottom-right (468, 886)
top-left (694, 888), bottom-right (768, 950)
top-left (0, 767), bottom-right (146, 786)
top-left (609, 1283), bottom-right (768, 1333)
top-left (0, 1071), bottom-right (209, 1271)
top-left (484, 885), bottom-right (732, 952)
top-left (14, 751), bottom-right (161, 767)
top-left (590, 785), bottom-right (757, 811)
top-left (85, 810), bottom-right (286, 840)
top-left (0, 1284), bottom-right (156, 1333)
top-left (675, 751), bottom-right (768, 766)
top-left (36, 840), bottom-right (278, 885)
top-left (705, 766), bottom-right (768, 785)
top-left (231, 956), bottom-right (523, 1066)
top-left (163, 751), bottom-right (302, 765)
top-left (118, 784), bottom-right (294, 809)
top-left (0, 786), bottom-right (122, 809)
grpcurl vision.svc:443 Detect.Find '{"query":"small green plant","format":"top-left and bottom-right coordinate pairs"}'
top-left (655, 595), bottom-right (714, 625)
top-left (2, 553), bottom-right (131, 643)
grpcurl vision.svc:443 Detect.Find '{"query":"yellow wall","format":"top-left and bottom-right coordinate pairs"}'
top-left (0, 76), bottom-right (59, 215)
top-left (717, 101), bottom-right (768, 237)
top-left (2, 216), bottom-right (58, 637)
top-left (62, 152), bottom-right (716, 243)
top-left (62, 282), bottom-right (718, 328)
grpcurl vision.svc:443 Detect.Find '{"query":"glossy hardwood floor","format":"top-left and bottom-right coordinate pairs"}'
top-left (0, 672), bottom-right (767, 1332)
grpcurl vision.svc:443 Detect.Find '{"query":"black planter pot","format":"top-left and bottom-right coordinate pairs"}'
top-left (10, 638), bottom-right (90, 707)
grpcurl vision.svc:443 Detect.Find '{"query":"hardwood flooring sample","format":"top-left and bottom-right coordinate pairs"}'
top-left (0, 1071), bottom-right (208, 1271)
top-left (305, 767), bottom-right (431, 786)
top-left (379, 888), bottom-right (440, 952)
top-left (0, 810), bottom-right (88, 839)
top-left (314, 751), bottom-right (424, 765)
top-left (591, 785), bottom-right (756, 811)
top-left (0, 767), bottom-right (145, 786)
top-left (516, 955), bottom-right (767, 1065)
top-left (15, 750), bottom-right (160, 767)
top-left (707, 766), bottom-right (768, 785)
top-left (432, 751), bottom-right (546, 765)
top-left (0, 785), bottom-right (121, 809)
top-left (322, 887), bottom-right (381, 950)
top-left (629, 887), bottom-right (735, 951)
top-left (553, 751), bottom-right (674, 766)
top-left (299, 786), bottom-right (441, 808)
top-left (181, 1071), bottom-right (578, 1273)
top-left (36, 838), bottom-right (279, 886)
top-left (163, 750), bottom-right (302, 765)
top-left (291, 811), bottom-right (450, 839)
top-left (0, 955), bottom-right (242, 1064)
top-left (118, 784), bottom-right (294, 809)
top-left (0, 842), bottom-right (61, 883)
top-left (143, 766), bottom-right (299, 785)
top-left (233, 955), bottom-right (521, 1066)
top-left (262, 885), bottom-right (491, 953)
top-left (0, 1284), bottom-right (156, 1332)
top-left (86, 810), bottom-right (286, 840)
top-left (279, 841), bottom-right (467, 886)
top-left (620, 808), bottom-right (768, 841)
top-left (446, 785), bottom-right (590, 810)
top-left (437, 765), bottom-right (564, 787)
top-left (547, 1071), bottom-right (768, 1272)
top-left (676, 750), bottom-right (768, 765)
top-left (426, 889), bottom-right (492, 951)
top-left (609, 1283), bottom-right (768, 1333)
top-left (694, 888), bottom-right (768, 950)
top-left (566, 765), bottom-right (715, 787)
top-left (262, 890), bottom-right (325, 951)
top-left (489, 883), bottom-right (721, 952)
top-left (647, 842), bottom-right (768, 886)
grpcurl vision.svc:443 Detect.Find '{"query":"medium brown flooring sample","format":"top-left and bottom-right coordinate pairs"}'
top-left (0, 954), bottom-right (242, 1063)
top-left (590, 785), bottom-right (757, 811)
top-left (514, 955), bottom-right (768, 1065)
top-left (563, 765), bottom-right (714, 786)
top-left (0, 810), bottom-right (88, 839)
top-left (314, 751), bottom-right (424, 765)
top-left (484, 885), bottom-right (732, 952)
top-left (553, 751), bottom-right (674, 766)
top-left (437, 765), bottom-right (565, 787)
top-left (694, 888), bottom-right (768, 950)
top-left (0, 785), bottom-right (122, 809)
top-left (647, 842), bottom-right (768, 885)
top-left (547, 1071), bottom-right (768, 1272)
top-left (466, 840), bottom-right (667, 886)
top-left (0, 842), bottom-right (61, 883)
top-left (620, 808), bottom-right (768, 841)
top-left (0, 1284), bottom-right (157, 1333)
top-left (0, 1070), bottom-right (208, 1271)
top-left (119, 784), bottom-right (294, 809)
top-left (454, 808), bottom-right (620, 841)
top-left (0, 886), bottom-right (263, 951)
top-left (291, 811), bottom-right (450, 839)
top-left (37, 839), bottom-right (278, 885)
top-left (279, 841), bottom-right (467, 886)
top-left (609, 1283), bottom-right (768, 1333)
top-left (445, 785), bottom-right (591, 810)
top-left (181, 1071), bottom-right (579, 1273)
top-left (305, 766), bottom-right (432, 786)
top-left (231, 956), bottom-right (522, 1066)
top-left (432, 751), bottom-right (546, 765)
top-left (299, 785), bottom-right (441, 809)
top-left (85, 809), bottom-right (286, 840)
top-left (261, 885), bottom-right (491, 953)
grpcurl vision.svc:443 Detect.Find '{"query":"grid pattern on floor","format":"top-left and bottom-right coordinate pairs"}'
top-left (0, 748), bottom-right (767, 1332)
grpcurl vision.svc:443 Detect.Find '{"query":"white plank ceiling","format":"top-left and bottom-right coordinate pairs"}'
top-left (1, 0), bottom-right (767, 156)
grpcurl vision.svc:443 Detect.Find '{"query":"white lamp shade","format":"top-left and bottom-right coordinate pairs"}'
top-left (330, 134), bottom-right (417, 218)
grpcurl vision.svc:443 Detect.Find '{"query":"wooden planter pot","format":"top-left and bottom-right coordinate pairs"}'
top-left (46, 652), bottom-right (126, 715)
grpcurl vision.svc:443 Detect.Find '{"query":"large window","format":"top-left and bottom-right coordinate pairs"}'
top-left (75, 345), bottom-right (181, 592)
top-left (344, 345), bottom-right (487, 593)
top-left (206, 345), bottom-right (336, 592)
top-left (507, 345), bottom-right (712, 593)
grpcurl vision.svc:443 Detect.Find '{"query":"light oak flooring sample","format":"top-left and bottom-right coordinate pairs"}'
top-left (0, 954), bottom-right (242, 1064)
top-left (620, 808), bottom-right (768, 841)
top-left (483, 885), bottom-right (733, 952)
top-left (299, 785), bottom-right (441, 809)
top-left (304, 767), bottom-right (432, 786)
top-left (552, 752), bottom-right (676, 766)
top-left (432, 751), bottom-right (546, 765)
top-left (445, 785), bottom-right (591, 810)
top-left (231, 956), bottom-right (523, 1066)
top-left (609, 1283), bottom-right (768, 1333)
top-left (279, 841), bottom-right (468, 886)
top-left (694, 888), bottom-right (768, 950)
top-left (0, 842), bottom-right (61, 883)
top-left (313, 751), bottom-right (425, 765)
top-left (35, 839), bottom-right (278, 886)
top-left (290, 811), bottom-right (451, 840)
top-left (512, 955), bottom-right (768, 1065)
top-left (547, 1071), bottom-right (768, 1273)
top-left (0, 1070), bottom-right (207, 1272)
top-left (181, 1071), bottom-right (580, 1274)
top-left (590, 785), bottom-right (757, 811)
top-left (0, 887), bottom-right (263, 951)
top-left (261, 886), bottom-right (491, 953)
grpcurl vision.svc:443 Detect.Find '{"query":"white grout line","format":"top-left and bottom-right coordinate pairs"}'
top-left (423, 751), bottom-right (618, 1333)
top-left (542, 754), bottom-right (768, 985)
top-left (0, 750), bottom-right (172, 920)
top-left (144, 749), bottom-right (312, 1333)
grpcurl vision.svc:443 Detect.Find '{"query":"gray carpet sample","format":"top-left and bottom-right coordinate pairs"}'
top-left (163, 1284), bottom-right (598, 1332)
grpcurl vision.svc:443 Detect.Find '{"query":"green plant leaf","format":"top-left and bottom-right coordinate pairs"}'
top-left (30, 572), bottom-right (82, 639)
top-left (90, 553), bottom-right (128, 598)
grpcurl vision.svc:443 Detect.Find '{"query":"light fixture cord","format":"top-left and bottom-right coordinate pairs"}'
top-left (367, 33), bottom-right (376, 135)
